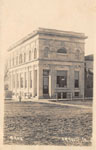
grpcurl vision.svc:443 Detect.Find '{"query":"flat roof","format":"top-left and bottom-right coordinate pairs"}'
top-left (8, 27), bottom-right (88, 51)
top-left (85, 54), bottom-right (93, 61)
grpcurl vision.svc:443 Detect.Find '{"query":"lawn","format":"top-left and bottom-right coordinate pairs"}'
top-left (4, 101), bottom-right (92, 146)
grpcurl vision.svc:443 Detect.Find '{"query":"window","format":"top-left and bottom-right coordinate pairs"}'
top-left (16, 74), bottom-right (19, 88)
top-left (25, 72), bottom-right (27, 88)
top-left (63, 92), bottom-right (67, 98)
top-left (74, 71), bottom-right (79, 88)
top-left (24, 53), bottom-right (26, 62)
top-left (57, 48), bottom-right (67, 54)
top-left (20, 73), bottom-right (23, 88)
top-left (57, 71), bottom-right (67, 87)
top-left (57, 92), bottom-right (61, 99)
top-left (44, 47), bottom-right (49, 57)
top-left (19, 54), bottom-right (22, 64)
top-left (43, 70), bottom-right (49, 94)
top-left (29, 50), bottom-right (31, 61)
top-left (75, 92), bottom-right (79, 97)
top-left (29, 71), bottom-right (32, 88)
top-left (34, 48), bottom-right (37, 59)
top-left (57, 92), bottom-right (67, 99)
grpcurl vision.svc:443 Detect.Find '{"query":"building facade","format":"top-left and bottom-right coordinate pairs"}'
top-left (7, 28), bottom-right (87, 100)
top-left (85, 54), bottom-right (93, 98)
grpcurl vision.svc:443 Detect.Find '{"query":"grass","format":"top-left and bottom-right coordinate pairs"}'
top-left (4, 101), bottom-right (92, 146)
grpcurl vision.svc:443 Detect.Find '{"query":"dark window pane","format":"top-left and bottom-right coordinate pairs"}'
top-left (57, 48), bottom-right (67, 53)
top-left (57, 76), bottom-right (67, 87)
top-left (75, 80), bottom-right (79, 88)
top-left (56, 71), bottom-right (67, 88)
top-left (43, 70), bottom-right (49, 94)
top-left (58, 93), bottom-right (61, 99)
top-left (63, 92), bottom-right (67, 98)
top-left (74, 71), bottom-right (79, 88)
top-left (75, 92), bottom-right (79, 97)
top-left (43, 77), bottom-right (49, 94)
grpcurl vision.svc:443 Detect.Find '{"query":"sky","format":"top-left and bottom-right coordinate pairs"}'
top-left (1, 0), bottom-right (96, 58)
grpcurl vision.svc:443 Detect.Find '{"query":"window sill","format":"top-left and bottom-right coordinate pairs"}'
top-left (56, 87), bottom-right (67, 89)
top-left (57, 53), bottom-right (68, 56)
top-left (74, 88), bottom-right (80, 91)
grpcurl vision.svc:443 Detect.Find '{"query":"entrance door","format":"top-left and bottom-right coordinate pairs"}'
top-left (43, 76), bottom-right (49, 94)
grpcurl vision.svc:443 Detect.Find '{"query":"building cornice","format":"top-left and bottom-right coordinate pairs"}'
top-left (8, 27), bottom-right (88, 52)
top-left (8, 58), bottom-right (84, 70)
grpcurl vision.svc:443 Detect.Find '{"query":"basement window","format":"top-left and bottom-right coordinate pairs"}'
top-left (75, 92), bottom-right (79, 97)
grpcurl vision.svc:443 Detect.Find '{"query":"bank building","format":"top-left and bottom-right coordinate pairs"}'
top-left (7, 28), bottom-right (87, 100)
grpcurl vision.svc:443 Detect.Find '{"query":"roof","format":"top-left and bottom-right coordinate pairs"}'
top-left (85, 54), bottom-right (94, 61)
top-left (8, 27), bottom-right (88, 51)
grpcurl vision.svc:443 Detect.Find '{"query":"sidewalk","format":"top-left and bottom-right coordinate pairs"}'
top-left (21, 98), bottom-right (92, 109)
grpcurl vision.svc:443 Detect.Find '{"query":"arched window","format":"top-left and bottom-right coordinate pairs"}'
top-left (44, 47), bottom-right (49, 57)
top-left (29, 50), bottom-right (31, 61)
top-left (57, 48), bottom-right (67, 54)
top-left (34, 48), bottom-right (37, 59)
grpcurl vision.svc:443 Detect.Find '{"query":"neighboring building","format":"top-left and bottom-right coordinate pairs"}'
top-left (7, 28), bottom-right (87, 100)
top-left (4, 72), bottom-right (9, 91)
top-left (85, 54), bottom-right (93, 98)
top-left (4, 59), bottom-right (9, 90)
top-left (4, 59), bottom-right (13, 99)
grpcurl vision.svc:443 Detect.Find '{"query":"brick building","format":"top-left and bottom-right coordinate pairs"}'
top-left (7, 28), bottom-right (87, 100)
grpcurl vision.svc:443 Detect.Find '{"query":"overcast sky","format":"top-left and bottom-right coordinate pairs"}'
top-left (1, 0), bottom-right (96, 57)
